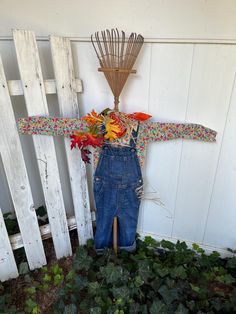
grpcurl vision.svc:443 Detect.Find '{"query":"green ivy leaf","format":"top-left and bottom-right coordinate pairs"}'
top-left (137, 260), bottom-right (154, 282)
top-left (190, 283), bottom-right (201, 293)
top-left (89, 307), bottom-right (102, 314)
top-left (88, 281), bottom-right (100, 296)
top-left (158, 285), bottom-right (179, 305)
top-left (190, 284), bottom-right (208, 299)
top-left (63, 303), bottom-right (77, 314)
top-left (175, 240), bottom-right (188, 252)
top-left (170, 265), bottom-right (187, 279)
top-left (133, 275), bottom-right (144, 287)
top-left (66, 270), bottom-right (76, 281)
top-left (86, 238), bottom-right (94, 248)
top-left (24, 298), bottom-right (38, 313)
top-left (186, 300), bottom-right (195, 310)
top-left (175, 303), bottom-right (189, 314)
top-left (43, 274), bottom-right (52, 282)
top-left (19, 262), bottom-right (29, 275)
top-left (192, 243), bottom-right (205, 254)
top-left (153, 263), bottom-right (169, 278)
top-left (150, 278), bottom-right (163, 292)
top-left (24, 287), bottom-right (36, 295)
top-left (226, 257), bottom-right (236, 269)
top-left (144, 236), bottom-right (160, 248)
top-left (51, 263), bottom-right (63, 275)
top-left (111, 286), bottom-right (130, 301)
top-left (100, 263), bottom-right (128, 284)
top-left (73, 246), bottom-right (93, 271)
top-left (74, 275), bottom-right (88, 291)
top-left (215, 273), bottom-right (235, 285)
top-left (54, 273), bottom-right (64, 285)
top-left (129, 302), bottom-right (141, 313)
top-left (80, 299), bottom-right (92, 312)
top-left (160, 240), bottom-right (176, 251)
top-left (150, 299), bottom-right (168, 314)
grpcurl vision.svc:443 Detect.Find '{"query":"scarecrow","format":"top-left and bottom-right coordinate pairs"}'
top-left (17, 29), bottom-right (217, 254)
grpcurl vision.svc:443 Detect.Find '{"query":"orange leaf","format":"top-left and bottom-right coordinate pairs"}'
top-left (82, 109), bottom-right (103, 125)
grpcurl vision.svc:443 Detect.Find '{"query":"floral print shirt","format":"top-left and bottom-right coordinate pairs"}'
top-left (17, 116), bottom-right (217, 168)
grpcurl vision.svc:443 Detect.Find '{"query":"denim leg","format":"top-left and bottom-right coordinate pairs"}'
top-left (117, 183), bottom-right (141, 249)
top-left (94, 180), bottom-right (117, 250)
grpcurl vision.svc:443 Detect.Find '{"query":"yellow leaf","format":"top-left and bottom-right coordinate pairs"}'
top-left (104, 118), bottom-right (122, 141)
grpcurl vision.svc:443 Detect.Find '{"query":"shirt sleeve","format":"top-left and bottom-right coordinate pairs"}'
top-left (17, 116), bottom-right (89, 137)
top-left (140, 121), bottom-right (217, 144)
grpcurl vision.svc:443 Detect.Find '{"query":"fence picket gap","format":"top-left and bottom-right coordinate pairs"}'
top-left (50, 35), bottom-right (93, 245)
top-left (0, 55), bottom-right (46, 272)
top-left (0, 208), bottom-right (19, 281)
top-left (13, 29), bottom-right (72, 258)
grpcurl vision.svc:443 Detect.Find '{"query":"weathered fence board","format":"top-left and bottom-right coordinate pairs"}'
top-left (0, 209), bottom-right (19, 281)
top-left (0, 55), bottom-right (46, 272)
top-left (9, 216), bottom-right (78, 250)
top-left (7, 78), bottom-right (82, 96)
top-left (13, 29), bottom-right (72, 258)
top-left (50, 36), bottom-right (93, 245)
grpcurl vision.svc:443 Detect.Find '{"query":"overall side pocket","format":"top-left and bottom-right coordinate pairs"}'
top-left (93, 176), bottom-right (104, 204)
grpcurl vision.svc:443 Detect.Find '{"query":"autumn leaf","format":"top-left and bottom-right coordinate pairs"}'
top-left (83, 133), bottom-right (104, 148)
top-left (81, 148), bottom-right (91, 163)
top-left (109, 112), bottom-right (126, 137)
top-left (82, 109), bottom-right (103, 125)
top-left (70, 131), bottom-right (104, 150)
top-left (104, 117), bottom-right (123, 141)
top-left (127, 112), bottom-right (152, 121)
top-left (70, 132), bottom-right (87, 149)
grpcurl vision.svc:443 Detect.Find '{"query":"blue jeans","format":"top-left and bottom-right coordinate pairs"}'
top-left (93, 144), bottom-right (143, 253)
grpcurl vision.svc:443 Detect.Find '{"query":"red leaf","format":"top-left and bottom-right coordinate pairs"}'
top-left (127, 112), bottom-right (152, 121)
top-left (81, 148), bottom-right (91, 163)
top-left (83, 133), bottom-right (104, 148)
top-left (70, 132), bottom-right (87, 149)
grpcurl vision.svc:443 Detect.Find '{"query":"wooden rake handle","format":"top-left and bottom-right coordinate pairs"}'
top-left (113, 216), bottom-right (118, 255)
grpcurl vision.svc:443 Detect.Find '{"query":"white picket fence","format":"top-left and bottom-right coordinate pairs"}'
top-left (0, 29), bottom-right (93, 282)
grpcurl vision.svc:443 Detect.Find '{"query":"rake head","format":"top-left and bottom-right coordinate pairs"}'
top-left (91, 29), bottom-right (144, 111)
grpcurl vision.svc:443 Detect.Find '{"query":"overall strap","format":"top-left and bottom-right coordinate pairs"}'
top-left (129, 122), bottom-right (140, 148)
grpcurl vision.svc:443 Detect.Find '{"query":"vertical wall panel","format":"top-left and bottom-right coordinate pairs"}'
top-left (172, 45), bottom-right (236, 243)
top-left (203, 74), bottom-right (236, 248)
top-left (142, 44), bottom-right (194, 237)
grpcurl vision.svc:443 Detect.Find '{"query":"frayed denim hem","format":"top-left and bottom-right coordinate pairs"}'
top-left (95, 241), bottom-right (136, 255)
top-left (118, 240), bottom-right (136, 252)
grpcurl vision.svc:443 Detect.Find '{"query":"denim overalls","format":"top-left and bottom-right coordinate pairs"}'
top-left (93, 124), bottom-right (143, 253)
